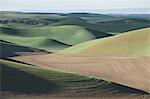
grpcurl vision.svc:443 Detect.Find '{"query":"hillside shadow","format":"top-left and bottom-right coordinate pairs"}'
top-left (0, 40), bottom-right (51, 59)
top-left (0, 40), bottom-right (34, 58)
top-left (1, 64), bottom-right (59, 94)
top-left (108, 83), bottom-right (148, 94)
top-left (0, 27), bottom-right (20, 35)
top-left (86, 28), bottom-right (113, 38)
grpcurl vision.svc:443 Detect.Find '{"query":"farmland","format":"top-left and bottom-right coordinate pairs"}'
top-left (0, 12), bottom-right (150, 98)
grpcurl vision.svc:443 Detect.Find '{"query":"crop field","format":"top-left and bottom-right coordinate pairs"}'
top-left (0, 11), bottom-right (150, 98)
top-left (13, 53), bottom-right (150, 93)
top-left (1, 59), bottom-right (148, 98)
top-left (60, 28), bottom-right (150, 56)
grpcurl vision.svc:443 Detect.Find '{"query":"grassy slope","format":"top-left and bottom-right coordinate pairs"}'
top-left (51, 17), bottom-right (113, 38)
top-left (53, 18), bottom-right (150, 34)
top-left (93, 19), bottom-right (150, 34)
top-left (60, 28), bottom-right (150, 56)
top-left (1, 13), bottom-right (149, 52)
top-left (0, 25), bottom-right (96, 52)
top-left (1, 59), bottom-right (144, 95)
top-left (0, 36), bottom-right (70, 52)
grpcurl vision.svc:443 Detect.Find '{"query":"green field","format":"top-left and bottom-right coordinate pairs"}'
top-left (0, 25), bottom-right (97, 52)
top-left (52, 17), bottom-right (149, 34)
top-left (1, 12), bottom-right (149, 52)
top-left (60, 28), bottom-right (150, 56)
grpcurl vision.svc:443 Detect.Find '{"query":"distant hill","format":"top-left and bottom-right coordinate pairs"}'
top-left (97, 8), bottom-right (150, 14)
top-left (52, 17), bottom-right (150, 34)
top-left (1, 11), bottom-right (149, 52)
top-left (63, 13), bottom-right (117, 19)
top-left (110, 14), bottom-right (150, 20)
top-left (51, 16), bottom-right (87, 26)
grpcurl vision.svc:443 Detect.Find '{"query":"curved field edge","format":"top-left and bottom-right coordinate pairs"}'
top-left (51, 18), bottom-right (150, 33)
top-left (59, 28), bottom-right (150, 56)
top-left (0, 25), bottom-right (100, 52)
top-left (0, 40), bottom-right (51, 58)
top-left (0, 40), bottom-right (34, 58)
top-left (0, 36), bottom-right (70, 52)
top-left (0, 59), bottom-right (146, 96)
top-left (0, 25), bottom-right (96, 45)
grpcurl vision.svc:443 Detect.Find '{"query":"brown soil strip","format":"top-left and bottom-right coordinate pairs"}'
top-left (13, 53), bottom-right (150, 93)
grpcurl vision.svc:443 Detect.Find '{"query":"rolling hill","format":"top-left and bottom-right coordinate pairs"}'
top-left (1, 59), bottom-right (145, 97)
top-left (60, 28), bottom-right (150, 56)
top-left (1, 25), bottom-right (107, 52)
top-left (51, 16), bottom-right (87, 26)
top-left (111, 14), bottom-right (150, 20)
top-left (13, 28), bottom-right (150, 93)
top-left (52, 17), bottom-right (150, 34)
top-left (1, 12), bottom-right (149, 98)
top-left (93, 19), bottom-right (150, 34)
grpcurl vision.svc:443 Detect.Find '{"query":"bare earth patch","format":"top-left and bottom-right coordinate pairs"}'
top-left (13, 53), bottom-right (150, 93)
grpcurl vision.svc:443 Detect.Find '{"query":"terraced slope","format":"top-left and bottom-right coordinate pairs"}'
top-left (60, 28), bottom-right (150, 56)
top-left (1, 59), bottom-right (145, 96)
